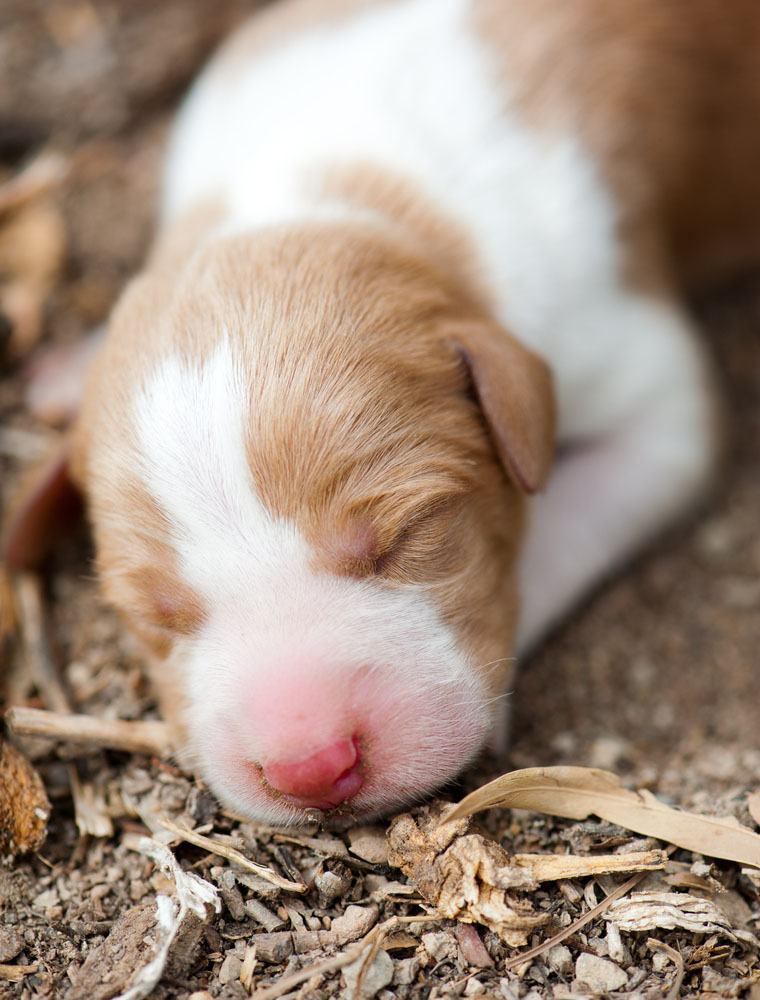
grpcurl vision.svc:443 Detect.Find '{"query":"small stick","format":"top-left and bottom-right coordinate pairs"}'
top-left (5, 706), bottom-right (173, 757)
top-left (14, 573), bottom-right (70, 713)
top-left (159, 818), bottom-right (309, 895)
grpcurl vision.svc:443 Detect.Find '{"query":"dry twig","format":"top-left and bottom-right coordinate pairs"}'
top-left (0, 964), bottom-right (39, 983)
top-left (447, 766), bottom-right (760, 868)
top-left (648, 938), bottom-right (686, 1000)
top-left (5, 705), bottom-right (173, 756)
top-left (159, 818), bottom-right (308, 894)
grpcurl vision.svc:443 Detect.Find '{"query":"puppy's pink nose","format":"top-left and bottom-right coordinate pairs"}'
top-left (262, 737), bottom-right (363, 807)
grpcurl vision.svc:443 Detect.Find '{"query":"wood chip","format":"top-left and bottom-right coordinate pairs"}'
top-left (239, 944), bottom-right (257, 992)
top-left (512, 849), bottom-right (665, 883)
top-left (647, 938), bottom-right (685, 1000)
top-left (69, 766), bottom-right (114, 838)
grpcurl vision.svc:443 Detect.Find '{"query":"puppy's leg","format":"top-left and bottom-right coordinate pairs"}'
top-left (516, 293), bottom-right (719, 653)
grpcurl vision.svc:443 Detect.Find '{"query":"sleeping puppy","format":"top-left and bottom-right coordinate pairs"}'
top-left (7, 0), bottom-right (760, 823)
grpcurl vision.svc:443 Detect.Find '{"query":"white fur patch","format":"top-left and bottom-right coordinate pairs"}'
top-left (163, 0), bottom-right (619, 378)
top-left (133, 342), bottom-right (491, 822)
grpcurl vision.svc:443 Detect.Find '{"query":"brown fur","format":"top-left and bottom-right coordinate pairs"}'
top-left (473, 0), bottom-right (760, 288)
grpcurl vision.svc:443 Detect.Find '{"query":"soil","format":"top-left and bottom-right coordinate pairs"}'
top-left (1, 2), bottom-right (759, 998)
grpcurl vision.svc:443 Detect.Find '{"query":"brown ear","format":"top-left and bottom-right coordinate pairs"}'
top-left (2, 439), bottom-right (84, 571)
top-left (455, 322), bottom-right (556, 493)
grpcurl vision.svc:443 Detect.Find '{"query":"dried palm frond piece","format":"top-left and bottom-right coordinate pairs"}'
top-left (445, 766), bottom-right (760, 868)
top-left (0, 737), bottom-right (50, 855)
top-left (387, 803), bottom-right (664, 947)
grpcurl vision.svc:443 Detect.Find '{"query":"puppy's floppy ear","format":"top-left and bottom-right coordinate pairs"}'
top-left (454, 321), bottom-right (556, 493)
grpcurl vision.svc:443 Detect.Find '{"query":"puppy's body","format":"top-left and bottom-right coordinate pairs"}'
top-left (59, 0), bottom-right (760, 820)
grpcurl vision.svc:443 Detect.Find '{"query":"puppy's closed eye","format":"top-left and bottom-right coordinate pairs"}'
top-left (373, 497), bottom-right (465, 582)
top-left (314, 495), bottom-right (463, 583)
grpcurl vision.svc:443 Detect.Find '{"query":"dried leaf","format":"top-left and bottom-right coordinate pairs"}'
top-left (607, 890), bottom-right (760, 949)
top-left (446, 766), bottom-right (760, 869)
top-left (387, 804), bottom-right (548, 947)
top-left (0, 738), bottom-right (50, 855)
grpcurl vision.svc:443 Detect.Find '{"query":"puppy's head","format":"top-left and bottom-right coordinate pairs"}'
top-left (73, 222), bottom-right (554, 823)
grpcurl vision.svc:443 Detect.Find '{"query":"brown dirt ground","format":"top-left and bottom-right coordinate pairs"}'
top-left (1, 2), bottom-right (759, 998)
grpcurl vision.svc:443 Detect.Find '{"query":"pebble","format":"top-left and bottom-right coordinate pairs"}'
top-left (546, 944), bottom-right (572, 976)
top-left (0, 926), bottom-right (24, 962)
top-left (589, 735), bottom-right (630, 771)
top-left (575, 953), bottom-right (628, 993)
top-left (421, 930), bottom-right (457, 962)
top-left (393, 957), bottom-right (421, 986)
top-left (218, 953), bottom-right (242, 985)
top-left (605, 922), bottom-right (629, 965)
top-left (315, 869), bottom-right (350, 907)
top-left (330, 904), bottom-right (379, 944)
top-left (343, 947), bottom-right (393, 998)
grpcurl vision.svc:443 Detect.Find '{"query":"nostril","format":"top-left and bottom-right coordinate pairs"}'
top-left (262, 736), bottom-right (362, 806)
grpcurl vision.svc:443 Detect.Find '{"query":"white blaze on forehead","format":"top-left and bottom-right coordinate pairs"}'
top-left (135, 340), bottom-right (259, 574)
